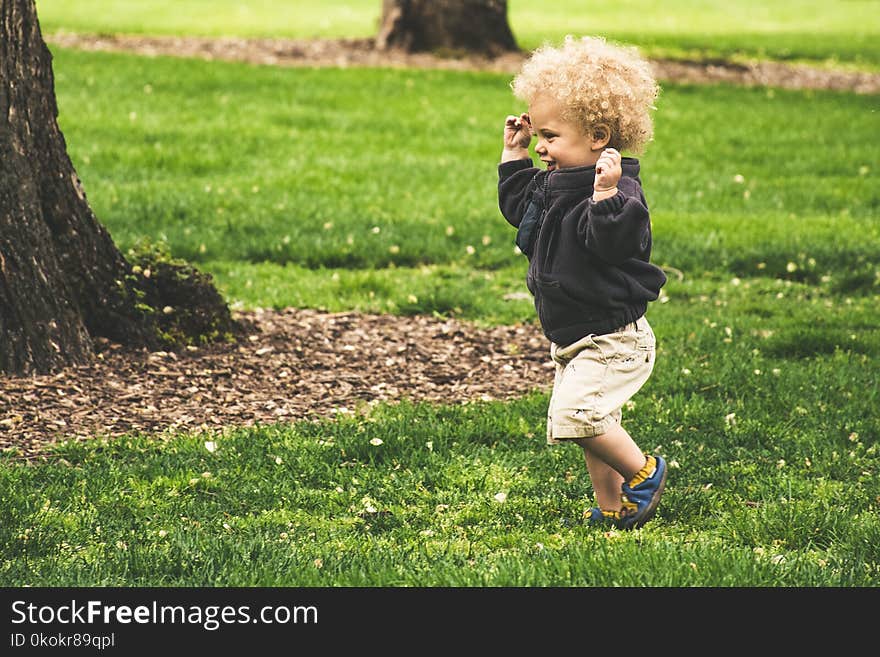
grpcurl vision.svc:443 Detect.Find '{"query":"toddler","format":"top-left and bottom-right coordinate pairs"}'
top-left (498, 36), bottom-right (667, 529)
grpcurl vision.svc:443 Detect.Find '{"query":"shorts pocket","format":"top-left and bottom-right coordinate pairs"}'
top-left (635, 326), bottom-right (656, 353)
top-left (601, 324), bottom-right (655, 373)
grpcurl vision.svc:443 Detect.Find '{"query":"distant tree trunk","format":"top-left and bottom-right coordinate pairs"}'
top-left (377, 0), bottom-right (519, 56)
top-left (0, 0), bottom-right (237, 375)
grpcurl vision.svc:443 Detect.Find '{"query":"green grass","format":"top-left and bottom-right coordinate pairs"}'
top-left (1, 46), bottom-right (878, 586)
top-left (4, 258), bottom-right (878, 581)
top-left (51, 48), bottom-right (880, 323)
top-left (2, 349), bottom-right (878, 585)
top-left (35, 0), bottom-right (880, 68)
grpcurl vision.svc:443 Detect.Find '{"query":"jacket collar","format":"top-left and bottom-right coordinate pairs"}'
top-left (540, 157), bottom-right (641, 193)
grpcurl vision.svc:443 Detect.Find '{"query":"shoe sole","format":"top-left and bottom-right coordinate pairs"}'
top-left (624, 461), bottom-right (668, 530)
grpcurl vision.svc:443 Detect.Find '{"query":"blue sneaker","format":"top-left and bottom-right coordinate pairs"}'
top-left (618, 455), bottom-right (667, 530)
top-left (584, 507), bottom-right (623, 529)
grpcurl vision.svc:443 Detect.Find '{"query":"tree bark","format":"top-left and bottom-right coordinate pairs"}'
top-left (377, 0), bottom-right (518, 56)
top-left (0, 0), bottom-right (236, 375)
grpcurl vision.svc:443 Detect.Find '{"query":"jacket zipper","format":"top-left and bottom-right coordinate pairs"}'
top-left (540, 171), bottom-right (556, 271)
top-left (527, 173), bottom-right (549, 275)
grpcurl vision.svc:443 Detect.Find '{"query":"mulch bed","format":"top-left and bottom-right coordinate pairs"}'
top-left (1, 309), bottom-right (553, 459)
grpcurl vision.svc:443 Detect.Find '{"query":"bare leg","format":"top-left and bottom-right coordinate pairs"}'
top-left (582, 452), bottom-right (625, 511)
top-left (573, 423), bottom-right (647, 511)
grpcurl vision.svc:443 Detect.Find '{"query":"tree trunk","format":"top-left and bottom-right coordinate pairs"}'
top-left (0, 0), bottom-right (237, 375)
top-left (377, 0), bottom-right (518, 56)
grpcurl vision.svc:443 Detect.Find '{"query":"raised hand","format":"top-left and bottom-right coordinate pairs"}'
top-left (594, 148), bottom-right (622, 192)
top-left (504, 113), bottom-right (533, 150)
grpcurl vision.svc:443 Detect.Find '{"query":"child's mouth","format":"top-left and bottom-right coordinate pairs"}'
top-left (543, 160), bottom-right (556, 171)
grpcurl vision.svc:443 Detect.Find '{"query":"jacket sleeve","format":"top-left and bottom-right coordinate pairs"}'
top-left (498, 158), bottom-right (539, 228)
top-left (577, 176), bottom-right (652, 265)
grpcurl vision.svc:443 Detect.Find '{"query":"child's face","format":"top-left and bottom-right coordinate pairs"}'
top-left (528, 95), bottom-right (600, 171)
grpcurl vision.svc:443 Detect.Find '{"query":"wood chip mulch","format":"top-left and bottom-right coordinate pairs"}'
top-left (0, 309), bottom-right (554, 459)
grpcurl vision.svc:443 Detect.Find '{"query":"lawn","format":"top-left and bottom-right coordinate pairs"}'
top-left (49, 49), bottom-right (879, 324)
top-left (1, 12), bottom-right (878, 586)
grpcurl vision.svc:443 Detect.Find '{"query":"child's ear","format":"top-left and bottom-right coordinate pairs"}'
top-left (589, 124), bottom-right (611, 151)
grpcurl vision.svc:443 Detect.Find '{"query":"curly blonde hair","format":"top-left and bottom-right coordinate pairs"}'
top-left (511, 35), bottom-right (659, 153)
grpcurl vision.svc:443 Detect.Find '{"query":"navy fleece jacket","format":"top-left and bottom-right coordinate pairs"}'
top-left (498, 157), bottom-right (666, 345)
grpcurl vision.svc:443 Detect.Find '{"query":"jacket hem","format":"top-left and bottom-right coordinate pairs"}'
top-left (547, 303), bottom-right (647, 346)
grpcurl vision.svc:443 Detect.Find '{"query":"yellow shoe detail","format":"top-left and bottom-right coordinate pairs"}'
top-left (627, 454), bottom-right (657, 488)
top-left (620, 494), bottom-right (638, 516)
top-left (583, 508), bottom-right (623, 521)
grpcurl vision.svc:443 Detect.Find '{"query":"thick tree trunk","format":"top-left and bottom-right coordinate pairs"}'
top-left (377, 0), bottom-right (518, 56)
top-left (0, 0), bottom-right (236, 375)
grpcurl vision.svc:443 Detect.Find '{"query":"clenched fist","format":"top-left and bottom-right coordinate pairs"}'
top-left (594, 148), bottom-right (622, 198)
top-left (504, 113), bottom-right (533, 150)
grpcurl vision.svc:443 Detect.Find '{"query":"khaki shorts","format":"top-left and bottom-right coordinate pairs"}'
top-left (546, 315), bottom-right (656, 443)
